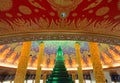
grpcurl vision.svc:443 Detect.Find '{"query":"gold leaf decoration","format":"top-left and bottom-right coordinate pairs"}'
top-left (0, 0), bottom-right (13, 11)
top-left (92, 20), bottom-right (118, 33)
top-left (28, 0), bottom-right (46, 10)
top-left (0, 16), bottom-right (120, 37)
top-left (19, 5), bottom-right (32, 15)
top-left (10, 18), bottom-right (35, 31)
top-left (48, 0), bottom-right (82, 7)
top-left (72, 13), bottom-right (77, 17)
top-left (53, 0), bottom-right (74, 6)
top-left (17, 13), bottom-right (22, 17)
top-left (5, 13), bottom-right (13, 17)
top-left (96, 7), bottom-right (109, 16)
top-left (107, 0), bottom-right (112, 3)
top-left (83, 0), bottom-right (103, 11)
top-left (76, 18), bottom-right (120, 35)
top-left (29, 19), bottom-right (40, 30)
top-left (48, 0), bottom-right (82, 18)
top-left (34, 9), bottom-right (39, 13)
top-left (104, 15), bottom-right (109, 19)
top-left (49, 12), bottom-right (55, 16)
top-left (76, 18), bottom-right (92, 30)
top-left (118, 0), bottom-right (120, 10)
top-left (35, 17), bottom-right (49, 28)
top-left (112, 23), bottom-right (120, 34)
top-left (0, 20), bottom-right (12, 33)
top-left (88, 10), bottom-right (94, 14)
top-left (11, 19), bottom-right (29, 31)
top-left (114, 15), bottom-right (120, 19)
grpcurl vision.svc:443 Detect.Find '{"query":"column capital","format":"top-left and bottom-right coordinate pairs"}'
top-left (89, 42), bottom-right (98, 45)
top-left (75, 42), bottom-right (80, 49)
top-left (39, 42), bottom-right (44, 47)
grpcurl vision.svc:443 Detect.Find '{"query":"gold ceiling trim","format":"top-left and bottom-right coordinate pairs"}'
top-left (0, 32), bottom-right (120, 45)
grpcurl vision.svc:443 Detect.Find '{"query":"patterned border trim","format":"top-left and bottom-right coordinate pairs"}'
top-left (0, 32), bottom-right (120, 45)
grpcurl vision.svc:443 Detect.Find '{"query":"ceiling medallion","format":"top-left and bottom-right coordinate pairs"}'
top-left (47, 0), bottom-right (83, 18)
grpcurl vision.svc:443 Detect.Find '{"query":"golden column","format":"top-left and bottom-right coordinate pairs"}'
top-left (43, 73), bottom-right (47, 83)
top-left (14, 41), bottom-right (32, 83)
top-left (35, 42), bottom-right (45, 83)
top-left (75, 42), bottom-right (84, 83)
top-left (72, 73), bottom-right (76, 83)
top-left (89, 42), bottom-right (106, 83)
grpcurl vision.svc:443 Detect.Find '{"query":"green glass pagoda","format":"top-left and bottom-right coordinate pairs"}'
top-left (46, 47), bottom-right (74, 83)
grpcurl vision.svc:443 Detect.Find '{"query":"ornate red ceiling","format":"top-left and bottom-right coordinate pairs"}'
top-left (0, 0), bottom-right (120, 44)
top-left (0, 0), bottom-right (120, 76)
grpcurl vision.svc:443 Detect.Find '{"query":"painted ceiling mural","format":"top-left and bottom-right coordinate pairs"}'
top-left (0, 41), bottom-right (120, 70)
top-left (0, 0), bottom-right (120, 37)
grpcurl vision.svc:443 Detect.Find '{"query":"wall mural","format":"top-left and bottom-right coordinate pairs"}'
top-left (0, 41), bottom-right (120, 70)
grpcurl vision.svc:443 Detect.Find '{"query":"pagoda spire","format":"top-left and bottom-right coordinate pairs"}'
top-left (56, 46), bottom-right (64, 61)
top-left (46, 47), bottom-right (73, 83)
